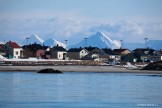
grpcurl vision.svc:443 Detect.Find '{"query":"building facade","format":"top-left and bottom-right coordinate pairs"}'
top-left (67, 48), bottom-right (88, 60)
top-left (4, 41), bottom-right (23, 59)
top-left (50, 45), bottom-right (67, 60)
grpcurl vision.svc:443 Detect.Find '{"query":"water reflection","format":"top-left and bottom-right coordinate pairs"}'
top-left (0, 72), bottom-right (162, 108)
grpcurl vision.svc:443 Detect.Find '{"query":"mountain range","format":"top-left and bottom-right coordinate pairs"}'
top-left (20, 32), bottom-right (162, 50)
top-left (0, 41), bottom-right (4, 44)
top-left (22, 34), bottom-right (44, 45)
top-left (22, 34), bottom-right (66, 48)
top-left (43, 39), bottom-right (66, 48)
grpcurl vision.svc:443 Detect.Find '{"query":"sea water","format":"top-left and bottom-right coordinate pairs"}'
top-left (0, 72), bottom-right (162, 108)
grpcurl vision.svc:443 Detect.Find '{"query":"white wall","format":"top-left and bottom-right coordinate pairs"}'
top-left (79, 49), bottom-right (88, 59)
top-left (13, 48), bottom-right (22, 59)
top-left (57, 51), bottom-right (67, 60)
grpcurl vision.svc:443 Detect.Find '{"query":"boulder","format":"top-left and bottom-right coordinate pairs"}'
top-left (142, 61), bottom-right (162, 71)
top-left (38, 68), bottom-right (63, 73)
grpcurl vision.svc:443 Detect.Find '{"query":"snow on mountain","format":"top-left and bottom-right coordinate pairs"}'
top-left (71, 31), bottom-right (121, 49)
top-left (43, 39), bottom-right (66, 48)
top-left (0, 41), bottom-right (5, 44)
top-left (22, 34), bottom-right (44, 45)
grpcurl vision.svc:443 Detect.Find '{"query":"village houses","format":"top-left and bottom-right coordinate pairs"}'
top-left (50, 45), bottom-right (67, 60)
top-left (67, 47), bottom-right (88, 60)
top-left (132, 48), bottom-right (155, 62)
top-left (100, 48), bottom-right (121, 61)
top-left (1, 39), bottom-right (162, 64)
top-left (4, 41), bottom-right (23, 59)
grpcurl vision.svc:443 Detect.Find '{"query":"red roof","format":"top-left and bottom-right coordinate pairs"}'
top-left (8, 42), bottom-right (21, 48)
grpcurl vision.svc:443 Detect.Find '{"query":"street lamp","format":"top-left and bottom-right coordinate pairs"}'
top-left (84, 38), bottom-right (87, 48)
top-left (65, 40), bottom-right (68, 49)
top-left (120, 40), bottom-right (123, 49)
top-left (144, 38), bottom-right (148, 48)
top-left (26, 37), bottom-right (29, 45)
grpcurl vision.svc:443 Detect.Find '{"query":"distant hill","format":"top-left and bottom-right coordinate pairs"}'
top-left (43, 39), bottom-right (66, 48)
top-left (22, 34), bottom-right (66, 48)
top-left (22, 34), bottom-right (44, 45)
top-left (0, 41), bottom-right (5, 45)
top-left (123, 40), bottom-right (162, 50)
top-left (148, 40), bottom-right (162, 50)
top-left (71, 31), bottom-right (121, 49)
top-left (123, 43), bottom-right (145, 50)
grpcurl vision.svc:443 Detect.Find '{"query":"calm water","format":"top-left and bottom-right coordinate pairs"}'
top-left (0, 72), bottom-right (162, 108)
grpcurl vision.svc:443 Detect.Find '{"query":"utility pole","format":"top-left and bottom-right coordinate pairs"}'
top-left (26, 37), bottom-right (29, 45)
top-left (144, 38), bottom-right (148, 48)
top-left (65, 40), bottom-right (68, 49)
top-left (84, 38), bottom-right (87, 48)
top-left (120, 40), bottom-right (123, 49)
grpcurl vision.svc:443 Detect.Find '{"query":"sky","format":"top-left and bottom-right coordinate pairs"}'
top-left (0, 0), bottom-right (162, 45)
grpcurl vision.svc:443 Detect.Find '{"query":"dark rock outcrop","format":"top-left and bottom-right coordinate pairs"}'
top-left (38, 68), bottom-right (63, 73)
top-left (142, 61), bottom-right (162, 71)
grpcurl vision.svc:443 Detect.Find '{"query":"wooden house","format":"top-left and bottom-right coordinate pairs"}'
top-left (67, 48), bottom-right (88, 60)
top-left (132, 48), bottom-right (155, 62)
top-left (50, 45), bottom-right (67, 60)
top-left (113, 49), bottom-right (131, 55)
top-left (4, 41), bottom-right (23, 59)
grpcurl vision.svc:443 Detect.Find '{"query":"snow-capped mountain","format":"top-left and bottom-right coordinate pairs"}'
top-left (0, 41), bottom-right (5, 44)
top-left (22, 34), bottom-right (44, 45)
top-left (71, 31), bottom-right (121, 49)
top-left (44, 39), bottom-right (66, 48)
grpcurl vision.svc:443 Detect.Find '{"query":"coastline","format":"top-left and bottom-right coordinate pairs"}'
top-left (0, 65), bottom-right (162, 74)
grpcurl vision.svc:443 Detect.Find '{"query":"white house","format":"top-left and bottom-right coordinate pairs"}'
top-left (50, 45), bottom-right (67, 60)
top-left (67, 48), bottom-right (89, 60)
top-left (4, 41), bottom-right (23, 59)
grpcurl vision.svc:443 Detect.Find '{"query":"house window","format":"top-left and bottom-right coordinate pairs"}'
top-left (16, 51), bottom-right (19, 55)
top-left (59, 54), bottom-right (61, 58)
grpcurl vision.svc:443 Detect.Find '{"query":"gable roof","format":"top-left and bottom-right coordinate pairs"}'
top-left (23, 43), bottom-right (43, 50)
top-left (102, 48), bottom-right (115, 55)
top-left (52, 46), bottom-right (66, 51)
top-left (133, 48), bottom-right (155, 52)
top-left (85, 46), bottom-right (99, 51)
top-left (8, 41), bottom-right (21, 48)
top-left (133, 48), bottom-right (155, 56)
top-left (68, 48), bottom-right (84, 52)
top-left (113, 49), bottom-right (130, 54)
top-left (121, 53), bottom-right (137, 62)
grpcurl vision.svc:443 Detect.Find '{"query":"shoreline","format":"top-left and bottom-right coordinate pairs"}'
top-left (0, 65), bottom-right (162, 74)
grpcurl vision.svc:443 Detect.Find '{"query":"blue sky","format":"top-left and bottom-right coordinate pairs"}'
top-left (0, 0), bottom-right (162, 44)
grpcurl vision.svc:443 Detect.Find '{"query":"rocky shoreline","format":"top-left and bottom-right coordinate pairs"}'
top-left (0, 65), bottom-right (162, 74)
top-left (142, 61), bottom-right (162, 71)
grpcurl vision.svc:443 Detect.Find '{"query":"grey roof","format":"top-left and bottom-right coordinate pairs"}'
top-left (102, 48), bottom-right (115, 55)
top-left (68, 48), bottom-right (84, 52)
top-left (52, 46), bottom-right (66, 51)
